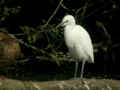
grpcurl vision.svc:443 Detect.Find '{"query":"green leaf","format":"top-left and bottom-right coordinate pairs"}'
top-left (27, 35), bottom-right (32, 43)
top-left (0, 16), bottom-right (6, 22)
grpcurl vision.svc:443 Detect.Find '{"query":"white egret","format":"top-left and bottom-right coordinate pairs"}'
top-left (58, 15), bottom-right (94, 79)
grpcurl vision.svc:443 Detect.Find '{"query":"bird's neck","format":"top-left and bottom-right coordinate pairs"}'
top-left (66, 23), bottom-right (76, 27)
top-left (65, 24), bottom-right (76, 31)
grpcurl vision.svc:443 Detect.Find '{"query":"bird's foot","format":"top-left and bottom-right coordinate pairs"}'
top-left (71, 77), bottom-right (87, 85)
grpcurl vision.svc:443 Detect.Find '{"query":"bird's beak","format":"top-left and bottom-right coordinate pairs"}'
top-left (56, 20), bottom-right (68, 29)
top-left (56, 22), bottom-right (63, 29)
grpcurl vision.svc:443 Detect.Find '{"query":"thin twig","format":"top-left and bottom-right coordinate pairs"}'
top-left (86, 2), bottom-right (111, 18)
top-left (96, 21), bottom-right (111, 40)
top-left (81, 1), bottom-right (88, 17)
top-left (60, 3), bottom-right (69, 10)
top-left (43, 0), bottom-right (64, 28)
top-left (9, 34), bottom-right (39, 51)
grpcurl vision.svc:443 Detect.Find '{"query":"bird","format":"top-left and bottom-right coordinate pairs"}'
top-left (57, 15), bottom-right (94, 79)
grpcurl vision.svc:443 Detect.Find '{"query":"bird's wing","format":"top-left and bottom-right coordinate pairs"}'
top-left (74, 25), bottom-right (94, 63)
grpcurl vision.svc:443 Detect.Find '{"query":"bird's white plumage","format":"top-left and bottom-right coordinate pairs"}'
top-left (60, 15), bottom-right (94, 78)
top-left (62, 15), bottom-right (94, 63)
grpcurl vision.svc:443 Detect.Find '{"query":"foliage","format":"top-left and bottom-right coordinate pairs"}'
top-left (0, 0), bottom-right (120, 74)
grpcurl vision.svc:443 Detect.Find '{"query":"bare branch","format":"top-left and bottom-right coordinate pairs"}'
top-left (43, 0), bottom-right (64, 28)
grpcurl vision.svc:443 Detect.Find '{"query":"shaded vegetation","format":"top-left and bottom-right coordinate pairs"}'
top-left (0, 0), bottom-right (120, 80)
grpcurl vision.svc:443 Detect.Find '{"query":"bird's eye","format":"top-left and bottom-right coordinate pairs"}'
top-left (65, 20), bottom-right (68, 23)
top-left (63, 20), bottom-right (68, 24)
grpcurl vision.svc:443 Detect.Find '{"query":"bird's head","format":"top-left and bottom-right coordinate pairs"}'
top-left (62, 15), bottom-right (76, 26)
top-left (56, 15), bottom-right (76, 28)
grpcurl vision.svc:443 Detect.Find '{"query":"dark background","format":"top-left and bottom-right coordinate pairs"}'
top-left (0, 0), bottom-right (120, 80)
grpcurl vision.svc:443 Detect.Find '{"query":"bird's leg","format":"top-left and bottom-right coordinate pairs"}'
top-left (74, 61), bottom-right (78, 78)
top-left (80, 60), bottom-right (86, 79)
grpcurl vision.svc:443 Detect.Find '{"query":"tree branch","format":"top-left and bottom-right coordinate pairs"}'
top-left (43, 0), bottom-right (64, 28)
